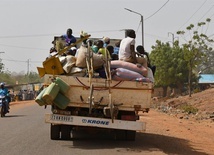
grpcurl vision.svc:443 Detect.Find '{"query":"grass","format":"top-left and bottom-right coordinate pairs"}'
top-left (180, 104), bottom-right (198, 114)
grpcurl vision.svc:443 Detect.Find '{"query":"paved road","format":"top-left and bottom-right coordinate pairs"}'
top-left (0, 101), bottom-right (208, 155)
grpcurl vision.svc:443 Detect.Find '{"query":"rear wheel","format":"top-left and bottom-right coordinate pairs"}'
top-left (115, 129), bottom-right (126, 140)
top-left (1, 107), bottom-right (3, 117)
top-left (61, 125), bottom-right (71, 140)
top-left (126, 130), bottom-right (136, 141)
top-left (50, 124), bottom-right (60, 140)
top-left (1, 105), bottom-right (5, 117)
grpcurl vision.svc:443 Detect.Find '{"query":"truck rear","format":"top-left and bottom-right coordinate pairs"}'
top-left (36, 35), bottom-right (154, 140)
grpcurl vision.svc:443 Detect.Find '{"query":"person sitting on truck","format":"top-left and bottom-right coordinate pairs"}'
top-left (47, 47), bottom-right (58, 59)
top-left (97, 45), bottom-right (114, 59)
top-left (91, 40), bottom-right (104, 54)
top-left (113, 40), bottom-right (121, 55)
top-left (53, 28), bottom-right (76, 54)
top-left (136, 45), bottom-right (156, 75)
top-left (118, 29), bottom-right (147, 68)
top-left (102, 37), bottom-right (110, 47)
top-left (62, 28), bottom-right (76, 46)
top-left (66, 47), bottom-right (77, 56)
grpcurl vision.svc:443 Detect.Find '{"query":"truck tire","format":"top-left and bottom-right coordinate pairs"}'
top-left (0, 107), bottom-right (4, 117)
top-left (61, 125), bottom-right (71, 140)
top-left (115, 129), bottom-right (126, 141)
top-left (0, 106), bottom-right (5, 117)
top-left (50, 124), bottom-right (60, 140)
top-left (126, 130), bottom-right (136, 141)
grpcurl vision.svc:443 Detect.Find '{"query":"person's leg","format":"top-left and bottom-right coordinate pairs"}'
top-left (136, 57), bottom-right (148, 68)
top-left (150, 66), bottom-right (156, 76)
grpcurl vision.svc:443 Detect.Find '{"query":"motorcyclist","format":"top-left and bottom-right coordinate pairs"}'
top-left (0, 82), bottom-right (10, 113)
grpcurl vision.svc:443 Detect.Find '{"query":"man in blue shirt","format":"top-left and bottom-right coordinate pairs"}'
top-left (62, 28), bottom-right (76, 46)
top-left (0, 82), bottom-right (10, 112)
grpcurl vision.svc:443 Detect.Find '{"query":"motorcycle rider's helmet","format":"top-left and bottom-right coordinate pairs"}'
top-left (0, 82), bottom-right (5, 87)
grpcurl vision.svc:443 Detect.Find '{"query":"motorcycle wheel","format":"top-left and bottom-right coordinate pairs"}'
top-left (1, 106), bottom-right (5, 117)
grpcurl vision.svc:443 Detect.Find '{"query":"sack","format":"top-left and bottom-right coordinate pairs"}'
top-left (69, 67), bottom-right (86, 77)
top-left (75, 46), bottom-right (87, 68)
top-left (112, 68), bottom-right (145, 81)
top-left (62, 55), bottom-right (76, 73)
top-left (111, 60), bottom-right (148, 77)
top-left (76, 46), bottom-right (105, 69)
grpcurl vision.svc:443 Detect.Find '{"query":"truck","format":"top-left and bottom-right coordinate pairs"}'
top-left (36, 35), bottom-right (154, 141)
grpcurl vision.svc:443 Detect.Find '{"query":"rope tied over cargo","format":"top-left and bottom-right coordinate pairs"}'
top-left (74, 77), bottom-right (123, 91)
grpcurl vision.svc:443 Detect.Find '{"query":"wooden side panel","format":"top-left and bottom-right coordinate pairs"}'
top-left (43, 75), bottom-right (153, 110)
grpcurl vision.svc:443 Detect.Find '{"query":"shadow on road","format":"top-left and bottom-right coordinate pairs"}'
top-left (62, 129), bottom-right (208, 155)
top-left (1, 115), bottom-right (26, 118)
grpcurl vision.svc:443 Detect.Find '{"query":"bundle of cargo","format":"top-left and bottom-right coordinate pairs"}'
top-left (37, 35), bottom-right (91, 78)
top-left (110, 60), bottom-right (154, 82)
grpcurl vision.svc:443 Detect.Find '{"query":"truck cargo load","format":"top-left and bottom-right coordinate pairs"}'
top-left (36, 34), bottom-right (154, 141)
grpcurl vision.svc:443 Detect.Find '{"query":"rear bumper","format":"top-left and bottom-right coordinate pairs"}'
top-left (45, 113), bottom-right (146, 131)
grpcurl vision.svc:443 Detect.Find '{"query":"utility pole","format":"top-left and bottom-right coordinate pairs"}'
top-left (27, 59), bottom-right (30, 84)
top-left (27, 59), bottom-right (30, 75)
top-left (0, 51), bottom-right (5, 58)
top-left (124, 8), bottom-right (144, 47)
top-left (168, 32), bottom-right (175, 47)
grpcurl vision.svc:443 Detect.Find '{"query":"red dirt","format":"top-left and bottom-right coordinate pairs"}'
top-left (141, 87), bottom-right (214, 154)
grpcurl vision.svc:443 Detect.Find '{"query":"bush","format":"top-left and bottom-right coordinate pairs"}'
top-left (181, 104), bottom-right (198, 114)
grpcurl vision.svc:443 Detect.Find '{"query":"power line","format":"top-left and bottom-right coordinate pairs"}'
top-left (210, 12), bottom-right (214, 18)
top-left (178, 0), bottom-right (208, 30)
top-left (2, 58), bottom-right (42, 63)
top-left (198, 5), bottom-right (214, 21)
top-left (87, 30), bottom-right (120, 33)
top-left (0, 30), bottom-right (121, 39)
top-left (0, 34), bottom-right (59, 39)
top-left (144, 0), bottom-right (170, 21)
top-left (0, 43), bottom-right (48, 51)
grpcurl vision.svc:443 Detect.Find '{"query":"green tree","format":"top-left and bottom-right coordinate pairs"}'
top-left (150, 41), bottom-right (173, 97)
top-left (168, 40), bottom-right (189, 94)
top-left (150, 40), bottom-right (189, 97)
top-left (0, 71), bottom-right (14, 85)
top-left (0, 58), bottom-right (4, 73)
top-left (177, 18), bottom-right (213, 97)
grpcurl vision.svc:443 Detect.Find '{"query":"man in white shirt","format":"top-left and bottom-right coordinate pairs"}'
top-left (119, 29), bottom-right (147, 68)
top-left (119, 29), bottom-right (136, 63)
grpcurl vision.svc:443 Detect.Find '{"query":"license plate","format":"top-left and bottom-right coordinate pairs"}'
top-left (51, 114), bottom-right (73, 122)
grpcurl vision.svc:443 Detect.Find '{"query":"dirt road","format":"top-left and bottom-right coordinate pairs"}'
top-left (4, 101), bottom-right (213, 155)
top-left (141, 109), bottom-right (214, 155)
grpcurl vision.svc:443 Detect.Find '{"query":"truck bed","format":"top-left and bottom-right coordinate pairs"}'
top-left (43, 74), bottom-right (153, 112)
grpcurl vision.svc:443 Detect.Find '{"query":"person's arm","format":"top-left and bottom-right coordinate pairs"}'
top-left (130, 44), bottom-right (137, 63)
top-left (144, 52), bottom-right (152, 68)
top-left (2, 88), bottom-right (8, 96)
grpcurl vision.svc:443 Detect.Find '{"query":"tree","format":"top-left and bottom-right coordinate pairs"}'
top-left (177, 18), bottom-right (213, 97)
top-left (168, 40), bottom-right (189, 94)
top-left (150, 41), bottom-right (173, 97)
top-left (150, 40), bottom-right (189, 97)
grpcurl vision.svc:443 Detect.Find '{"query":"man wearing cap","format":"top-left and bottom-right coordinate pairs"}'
top-left (103, 37), bottom-right (110, 47)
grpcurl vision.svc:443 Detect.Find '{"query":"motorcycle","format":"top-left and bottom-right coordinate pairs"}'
top-left (0, 95), bottom-right (8, 117)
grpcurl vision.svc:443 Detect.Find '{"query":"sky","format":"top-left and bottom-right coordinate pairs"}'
top-left (0, 0), bottom-right (213, 74)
